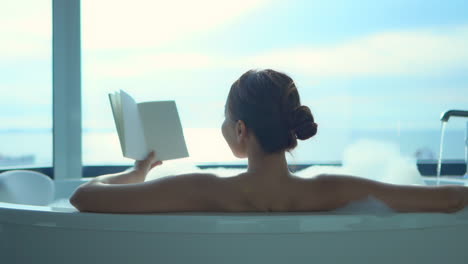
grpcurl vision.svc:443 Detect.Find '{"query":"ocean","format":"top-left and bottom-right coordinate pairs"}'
top-left (0, 128), bottom-right (466, 169)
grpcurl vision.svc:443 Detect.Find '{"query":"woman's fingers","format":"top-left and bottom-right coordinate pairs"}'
top-left (147, 150), bottom-right (156, 160)
top-left (150, 160), bottom-right (163, 169)
top-left (144, 151), bottom-right (156, 164)
top-left (143, 151), bottom-right (163, 170)
top-left (134, 151), bottom-right (160, 172)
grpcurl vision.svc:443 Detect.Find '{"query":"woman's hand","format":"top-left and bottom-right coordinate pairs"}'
top-left (134, 151), bottom-right (163, 179)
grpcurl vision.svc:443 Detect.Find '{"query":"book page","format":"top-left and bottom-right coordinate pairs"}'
top-left (138, 101), bottom-right (189, 161)
top-left (119, 90), bottom-right (147, 160)
top-left (108, 92), bottom-right (125, 153)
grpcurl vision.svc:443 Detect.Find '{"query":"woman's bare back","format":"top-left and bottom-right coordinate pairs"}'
top-left (214, 174), bottom-right (330, 212)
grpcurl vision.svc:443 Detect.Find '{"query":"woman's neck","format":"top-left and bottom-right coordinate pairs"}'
top-left (246, 149), bottom-right (291, 179)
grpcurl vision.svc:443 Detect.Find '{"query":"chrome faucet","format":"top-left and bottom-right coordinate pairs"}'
top-left (439, 109), bottom-right (468, 178)
top-left (440, 110), bottom-right (468, 122)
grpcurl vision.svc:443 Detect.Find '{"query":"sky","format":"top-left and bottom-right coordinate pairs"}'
top-left (0, 0), bottom-right (467, 164)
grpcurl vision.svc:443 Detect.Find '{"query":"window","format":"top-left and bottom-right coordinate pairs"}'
top-left (82, 0), bottom-right (468, 166)
top-left (0, 1), bottom-right (52, 169)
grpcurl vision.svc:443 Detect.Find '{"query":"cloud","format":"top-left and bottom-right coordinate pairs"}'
top-left (85, 52), bottom-right (216, 78)
top-left (0, 0), bottom-right (268, 59)
top-left (0, 1), bottom-right (51, 59)
top-left (243, 26), bottom-right (468, 77)
top-left (3, 1), bottom-right (468, 78)
top-left (86, 25), bottom-right (468, 79)
top-left (82, 0), bottom-right (269, 50)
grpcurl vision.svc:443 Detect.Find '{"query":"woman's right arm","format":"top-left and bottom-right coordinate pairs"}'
top-left (314, 174), bottom-right (467, 213)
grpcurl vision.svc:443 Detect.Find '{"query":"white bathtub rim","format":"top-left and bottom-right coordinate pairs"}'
top-left (2, 201), bottom-right (468, 234)
top-left (3, 178), bottom-right (468, 234)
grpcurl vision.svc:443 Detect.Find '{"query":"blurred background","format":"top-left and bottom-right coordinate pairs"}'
top-left (1, 0), bottom-right (467, 169)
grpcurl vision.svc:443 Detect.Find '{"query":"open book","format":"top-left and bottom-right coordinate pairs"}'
top-left (108, 90), bottom-right (189, 161)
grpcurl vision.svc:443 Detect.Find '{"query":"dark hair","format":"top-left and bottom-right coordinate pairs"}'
top-left (227, 69), bottom-right (318, 153)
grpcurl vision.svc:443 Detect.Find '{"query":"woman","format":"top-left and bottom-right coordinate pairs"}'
top-left (70, 69), bottom-right (467, 214)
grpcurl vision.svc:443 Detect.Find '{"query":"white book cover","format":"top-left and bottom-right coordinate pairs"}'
top-left (108, 90), bottom-right (189, 161)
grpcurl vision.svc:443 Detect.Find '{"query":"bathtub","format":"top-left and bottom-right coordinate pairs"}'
top-left (2, 178), bottom-right (468, 264)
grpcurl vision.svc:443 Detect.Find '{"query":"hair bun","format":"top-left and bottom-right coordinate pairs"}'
top-left (291, 105), bottom-right (318, 140)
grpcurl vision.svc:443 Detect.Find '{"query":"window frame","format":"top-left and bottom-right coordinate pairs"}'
top-left (52, 0), bottom-right (82, 180)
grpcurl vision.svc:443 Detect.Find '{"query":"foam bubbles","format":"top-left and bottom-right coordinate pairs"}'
top-left (331, 195), bottom-right (395, 214)
top-left (296, 139), bottom-right (424, 185)
top-left (48, 198), bottom-right (75, 209)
